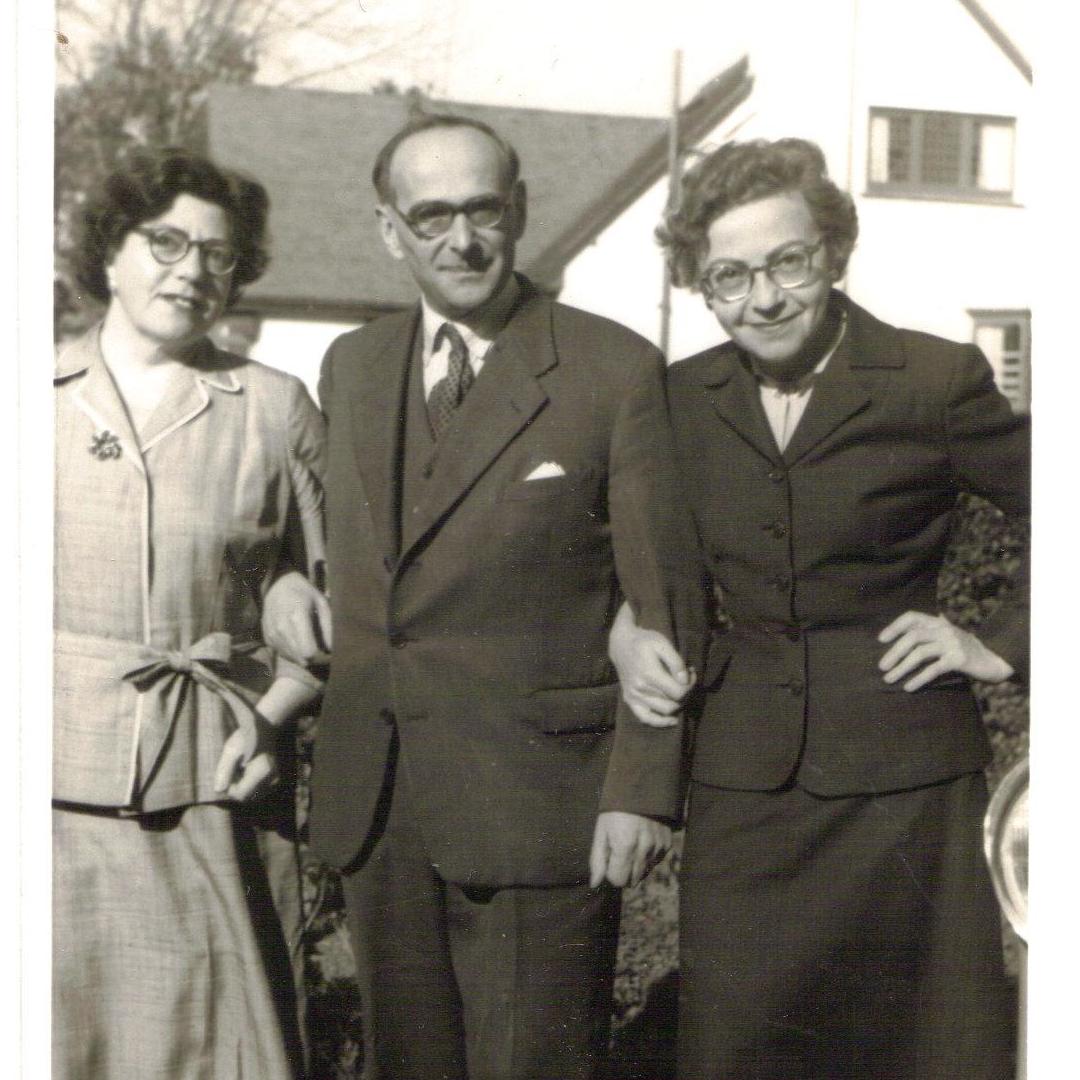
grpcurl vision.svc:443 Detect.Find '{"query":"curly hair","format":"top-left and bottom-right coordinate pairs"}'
top-left (657, 138), bottom-right (858, 291)
top-left (74, 146), bottom-right (270, 308)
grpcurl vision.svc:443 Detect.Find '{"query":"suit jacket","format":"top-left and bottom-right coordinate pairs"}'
top-left (309, 278), bottom-right (706, 885)
top-left (667, 292), bottom-right (1029, 797)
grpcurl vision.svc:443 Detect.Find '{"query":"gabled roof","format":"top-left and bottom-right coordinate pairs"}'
top-left (206, 59), bottom-right (750, 320)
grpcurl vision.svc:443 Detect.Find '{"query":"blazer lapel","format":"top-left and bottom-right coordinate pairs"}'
top-left (346, 310), bottom-right (417, 562)
top-left (698, 347), bottom-right (783, 464)
top-left (782, 297), bottom-right (904, 465)
top-left (401, 293), bottom-right (552, 558)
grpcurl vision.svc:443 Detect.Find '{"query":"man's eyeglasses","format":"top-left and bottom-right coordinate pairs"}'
top-left (700, 239), bottom-right (825, 303)
top-left (394, 195), bottom-right (509, 240)
top-left (134, 226), bottom-right (238, 276)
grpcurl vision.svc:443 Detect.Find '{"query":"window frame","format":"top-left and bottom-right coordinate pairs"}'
top-left (969, 308), bottom-right (1031, 414)
top-left (866, 107), bottom-right (1017, 205)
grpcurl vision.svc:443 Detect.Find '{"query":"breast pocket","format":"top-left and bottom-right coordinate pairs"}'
top-left (498, 470), bottom-right (598, 502)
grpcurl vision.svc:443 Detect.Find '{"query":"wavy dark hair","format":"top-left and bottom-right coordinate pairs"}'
top-left (74, 146), bottom-right (270, 308)
top-left (658, 138), bottom-right (858, 290)
top-left (371, 112), bottom-right (521, 204)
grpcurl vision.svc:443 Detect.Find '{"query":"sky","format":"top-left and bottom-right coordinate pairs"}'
top-left (54, 0), bottom-right (1031, 119)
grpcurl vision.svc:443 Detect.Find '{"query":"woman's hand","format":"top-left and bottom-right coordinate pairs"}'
top-left (608, 601), bottom-right (695, 727)
top-left (214, 709), bottom-right (279, 802)
top-left (877, 611), bottom-right (1014, 691)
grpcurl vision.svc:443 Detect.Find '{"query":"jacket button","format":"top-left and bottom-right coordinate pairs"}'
top-left (784, 627), bottom-right (801, 643)
top-left (763, 521), bottom-right (787, 538)
top-left (787, 680), bottom-right (805, 696)
top-left (389, 632), bottom-right (410, 649)
top-left (772, 575), bottom-right (790, 592)
top-left (379, 707), bottom-right (395, 725)
top-left (768, 468), bottom-right (786, 483)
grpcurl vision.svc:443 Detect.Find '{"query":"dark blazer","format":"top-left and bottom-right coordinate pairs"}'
top-left (667, 292), bottom-right (1029, 797)
top-left (310, 279), bottom-right (706, 885)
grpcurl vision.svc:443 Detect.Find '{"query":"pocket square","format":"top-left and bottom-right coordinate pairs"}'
top-left (523, 461), bottom-right (566, 481)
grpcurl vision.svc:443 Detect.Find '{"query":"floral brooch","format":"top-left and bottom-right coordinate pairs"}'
top-left (89, 430), bottom-right (122, 460)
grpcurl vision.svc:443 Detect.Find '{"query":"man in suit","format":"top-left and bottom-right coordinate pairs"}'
top-left (610, 138), bottom-right (1028, 1078)
top-left (267, 112), bottom-right (704, 1079)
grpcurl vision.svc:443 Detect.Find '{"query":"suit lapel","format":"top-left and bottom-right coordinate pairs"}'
top-left (782, 296), bottom-right (904, 465)
top-left (401, 291), bottom-right (552, 558)
top-left (346, 310), bottom-right (417, 562)
top-left (698, 347), bottom-right (783, 464)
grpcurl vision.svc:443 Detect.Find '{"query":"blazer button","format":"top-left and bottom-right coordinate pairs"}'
top-left (787, 679), bottom-right (805, 696)
top-left (768, 467), bottom-right (786, 483)
top-left (762, 521), bottom-right (787, 538)
top-left (389, 632), bottom-right (410, 649)
top-left (772, 575), bottom-right (791, 592)
top-left (784, 626), bottom-right (801, 643)
top-left (379, 707), bottom-right (395, 725)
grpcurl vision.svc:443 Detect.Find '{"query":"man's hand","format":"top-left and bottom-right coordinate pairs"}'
top-left (877, 610), bottom-right (1013, 691)
top-left (608, 601), bottom-right (694, 728)
top-left (588, 810), bottom-right (672, 889)
top-left (262, 570), bottom-right (332, 665)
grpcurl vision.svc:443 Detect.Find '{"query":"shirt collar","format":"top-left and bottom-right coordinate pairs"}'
top-left (421, 275), bottom-right (521, 364)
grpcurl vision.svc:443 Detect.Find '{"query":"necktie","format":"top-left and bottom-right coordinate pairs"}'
top-left (428, 323), bottom-right (475, 438)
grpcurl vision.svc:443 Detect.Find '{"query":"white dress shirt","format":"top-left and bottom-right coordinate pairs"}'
top-left (420, 276), bottom-right (520, 398)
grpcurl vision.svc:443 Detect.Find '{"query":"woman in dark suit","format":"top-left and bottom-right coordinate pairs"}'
top-left (610, 138), bottom-right (1027, 1079)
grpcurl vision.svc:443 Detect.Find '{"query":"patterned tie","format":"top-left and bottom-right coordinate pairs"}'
top-left (428, 323), bottom-right (475, 438)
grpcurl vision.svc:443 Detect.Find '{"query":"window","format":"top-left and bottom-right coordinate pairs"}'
top-left (868, 109), bottom-right (1015, 201)
top-left (970, 310), bottom-right (1030, 413)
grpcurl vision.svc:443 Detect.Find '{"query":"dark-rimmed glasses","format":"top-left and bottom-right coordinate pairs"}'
top-left (700, 239), bottom-right (825, 303)
top-left (134, 226), bottom-right (238, 276)
top-left (394, 195), bottom-right (510, 240)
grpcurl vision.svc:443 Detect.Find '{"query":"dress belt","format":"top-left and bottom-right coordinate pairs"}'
top-left (54, 629), bottom-right (263, 798)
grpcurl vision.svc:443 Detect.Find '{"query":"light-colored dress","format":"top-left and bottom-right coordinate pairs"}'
top-left (53, 328), bottom-right (325, 1080)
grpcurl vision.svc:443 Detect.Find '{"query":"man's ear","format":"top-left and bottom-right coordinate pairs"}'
top-left (509, 180), bottom-right (527, 239)
top-left (375, 205), bottom-right (405, 261)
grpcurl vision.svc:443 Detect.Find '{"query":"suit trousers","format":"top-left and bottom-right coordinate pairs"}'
top-left (341, 750), bottom-right (621, 1080)
top-left (677, 773), bottom-right (1015, 1080)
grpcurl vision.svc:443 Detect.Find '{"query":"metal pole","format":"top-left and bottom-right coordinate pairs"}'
top-left (659, 49), bottom-right (682, 359)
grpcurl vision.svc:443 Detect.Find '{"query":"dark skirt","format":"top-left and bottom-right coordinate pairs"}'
top-left (678, 773), bottom-right (1015, 1080)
